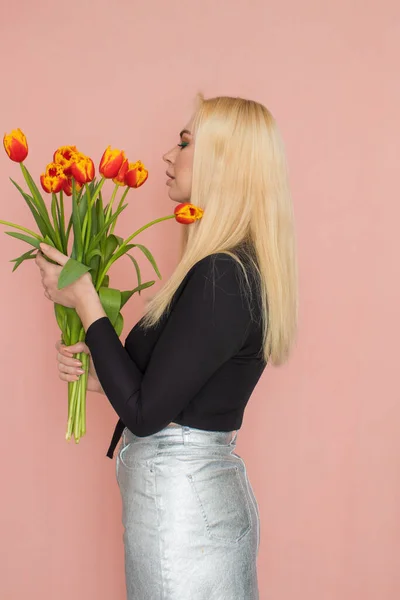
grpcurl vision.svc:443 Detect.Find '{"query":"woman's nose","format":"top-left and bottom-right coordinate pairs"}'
top-left (163, 147), bottom-right (175, 164)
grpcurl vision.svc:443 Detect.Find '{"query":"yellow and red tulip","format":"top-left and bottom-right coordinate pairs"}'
top-left (174, 203), bottom-right (204, 224)
top-left (68, 152), bottom-right (95, 185)
top-left (3, 129), bottom-right (28, 163)
top-left (53, 145), bottom-right (79, 169)
top-left (112, 158), bottom-right (129, 186)
top-left (99, 146), bottom-right (125, 179)
top-left (62, 177), bottom-right (82, 196)
top-left (124, 161), bottom-right (148, 188)
top-left (40, 163), bottom-right (68, 194)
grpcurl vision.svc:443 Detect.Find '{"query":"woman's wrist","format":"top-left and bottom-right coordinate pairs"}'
top-left (76, 287), bottom-right (107, 331)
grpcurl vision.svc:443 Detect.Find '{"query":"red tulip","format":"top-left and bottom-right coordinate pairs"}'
top-left (125, 161), bottom-right (148, 188)
top-left (40, 163), bottom-right (68, 194)
top-left (3, 129), bottom-right (28, 162)
top-left (99, 146), bottom-right (125, 179)
top-left (112, 158), bottom-right (129, 186)
top-left (69, 153), bottom-right (95, 184)
top-left (62, 177), bottom-right (82, 196)
top-left (174, 203), bottom-right (204, 224)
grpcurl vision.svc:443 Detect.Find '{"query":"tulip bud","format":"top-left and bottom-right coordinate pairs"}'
top-left (124, 161), bottom-right (148, 188)
top-left (40, 163), bottom-right (68, 194)
top-left (53, 146), bottom-right (79, 169)
top-left (3, 129), bottom-right (28, 162)
top-left (174, 203), bottom-right (204, 224)
top-left (112, 158), bottom-right (129, 186)
top-left (99, 146), bottom-right (125, 179)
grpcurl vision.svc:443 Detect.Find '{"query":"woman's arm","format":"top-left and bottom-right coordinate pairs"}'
top-left (83, 255), bottom-right (253, 436)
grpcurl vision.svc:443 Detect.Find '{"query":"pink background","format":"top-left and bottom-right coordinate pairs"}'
top-left (1, 1), bottom-right (399, 598)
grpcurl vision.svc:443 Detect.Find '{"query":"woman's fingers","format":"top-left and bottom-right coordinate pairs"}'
top-left (55, 339), bottom-right (86, 382)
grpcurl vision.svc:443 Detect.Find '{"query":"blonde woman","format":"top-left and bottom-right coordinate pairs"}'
top-left (36, 95), bottom-right (298, 599)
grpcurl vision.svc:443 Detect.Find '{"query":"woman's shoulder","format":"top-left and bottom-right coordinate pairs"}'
top-left (186, 251), bottom-right (260, 303)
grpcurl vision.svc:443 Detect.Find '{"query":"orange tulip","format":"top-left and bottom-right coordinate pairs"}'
top-left (3, 129), bottom-right (28, 162)
top-left (68, 152), bottom-right (95, 185)
top-left (99, 146), bottom-right (125, 179)
top-left (40, 163), bottom-right (68, 194)
top-left (124, 161), bottom-right (148, 188)
top-left (62, 177), bottom-right (82, 196)
top-left (174, 203), bottom-right (204, 224)
top-left (112, 158), bottom-right (129, 186)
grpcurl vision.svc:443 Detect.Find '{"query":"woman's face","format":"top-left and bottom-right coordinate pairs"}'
top-left (163, 118), bottom-right (194, 203)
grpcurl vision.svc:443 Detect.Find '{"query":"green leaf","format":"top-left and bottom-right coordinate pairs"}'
top-left (19, 163), bottom-right (57, 244)
top-left (132, 244), bottom-right (161, 279)
top-left (90, 203), bottom-right (98, 238)
top-left (86, 248), bottom-right (103, 263)
top-left (114, 312), bottom-right (124, 337)
top-left (44, 234), bottom-right (55, 246)
top-left (58, 258), bottom-right (92, 289)
top-left (104, 243), bottom-right (135, 271)
top-left (96, 191), bottom-right (105, 232)
top-left (120, 280), bottom-right (155, 308)
top-left (105, 235), bottom-right (119, 261)
top-left (88, 203), bottom-right (128, 254)
top-left (10, 178), bottom-right (49, 238)
top-left (102, 274), bottom-right (109, 287)
top-left (5, 231), bottom-right (41, 249)
top-left (126, 254), bottom-right (142, 294)
top-left (115, 235), bottom-right (124, 246)
top-left (98, 287), bottom-right (122, 326)
top-left (78, 189), bottom-right (88, 224)
top-left (10, 248), bottom-right (36, 272)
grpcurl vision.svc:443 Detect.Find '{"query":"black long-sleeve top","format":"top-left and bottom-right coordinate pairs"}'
top-left (85, 252), bottom-right (267, 459)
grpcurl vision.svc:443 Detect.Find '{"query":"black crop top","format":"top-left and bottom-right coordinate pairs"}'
top-left (84, 252), bottom-right (267, 458)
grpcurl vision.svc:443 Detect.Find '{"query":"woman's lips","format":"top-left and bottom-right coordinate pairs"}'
top-left (166, 172), bottom-right (175, 185)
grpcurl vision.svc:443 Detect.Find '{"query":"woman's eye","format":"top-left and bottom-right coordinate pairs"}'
top-left (178, 141), bottom-right (189, 149)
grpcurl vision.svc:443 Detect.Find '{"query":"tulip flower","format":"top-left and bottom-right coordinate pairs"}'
top-left (112, 158), bottom-right (129, 186)
top-left (125, 161), bottom-right (148, 188)
top-left (99, 146), bottom-right (125, 179)
top-left (40, 163), bottom-right (68, 194)
top-left (174, 203), bottom-right (204, 224)
top-left (69, 152), bottom-right (95, 185)
top-left (63, 177), bottom-right (82, 197)
top-left (3, 129), bottom-right (28, 162)
top-left (54, 145), bottom-right (79, 168)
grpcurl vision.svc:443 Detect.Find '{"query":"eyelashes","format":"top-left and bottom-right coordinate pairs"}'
top-left (178, 141), bottom-right (189, 149)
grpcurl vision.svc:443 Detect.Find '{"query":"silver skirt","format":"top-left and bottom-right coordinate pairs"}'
top-left (116, 423), bottom-right (260, 600)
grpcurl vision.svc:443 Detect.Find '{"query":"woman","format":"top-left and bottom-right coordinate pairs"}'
top-left (35, 94), bottom-right (298, 599)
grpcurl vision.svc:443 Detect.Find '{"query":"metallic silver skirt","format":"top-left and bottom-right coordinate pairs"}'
top-left (116, 423), bottom-right (260, 599)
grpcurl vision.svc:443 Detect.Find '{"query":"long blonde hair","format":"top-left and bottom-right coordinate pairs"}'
top-left (142, 94), bottom-right (298, 365)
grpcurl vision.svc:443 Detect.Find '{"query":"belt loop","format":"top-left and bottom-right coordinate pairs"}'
top-left (182, 426), bottom-right (191, 445)
top-left (230, 430), bottom-right (238, 445)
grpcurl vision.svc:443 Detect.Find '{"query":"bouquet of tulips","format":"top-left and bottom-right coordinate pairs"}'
top-left (1, 129), bottom-right (203, 444)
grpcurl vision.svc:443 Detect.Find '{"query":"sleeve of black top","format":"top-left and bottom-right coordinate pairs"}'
top-left (84, 255), bottom-right (252, 436)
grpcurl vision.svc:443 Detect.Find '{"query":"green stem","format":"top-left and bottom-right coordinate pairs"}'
top-left (51, 193), bottom-right (63, 251)
top-left (105, 184), bottom-right (119, 224)
top-left (59, 191), bottom-right (67, 253)
top-left (0, 219), bottom-right (42, 240)
top-left (96, 214), bottom-right (175, 290)
top-left (109, 187), bottom-right (130, 235)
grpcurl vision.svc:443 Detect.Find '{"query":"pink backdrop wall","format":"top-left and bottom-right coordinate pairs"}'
top-left (1, 1), bottom-right (399, 598)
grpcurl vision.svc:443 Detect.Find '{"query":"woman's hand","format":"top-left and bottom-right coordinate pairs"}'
top-left (35, 243), bottom-right (95, 310)
top-left (55, 339), bottom-right (104, 395)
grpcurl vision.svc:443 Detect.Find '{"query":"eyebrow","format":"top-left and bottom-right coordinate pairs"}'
top-left (179, 129), bottom-right (192, 138)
